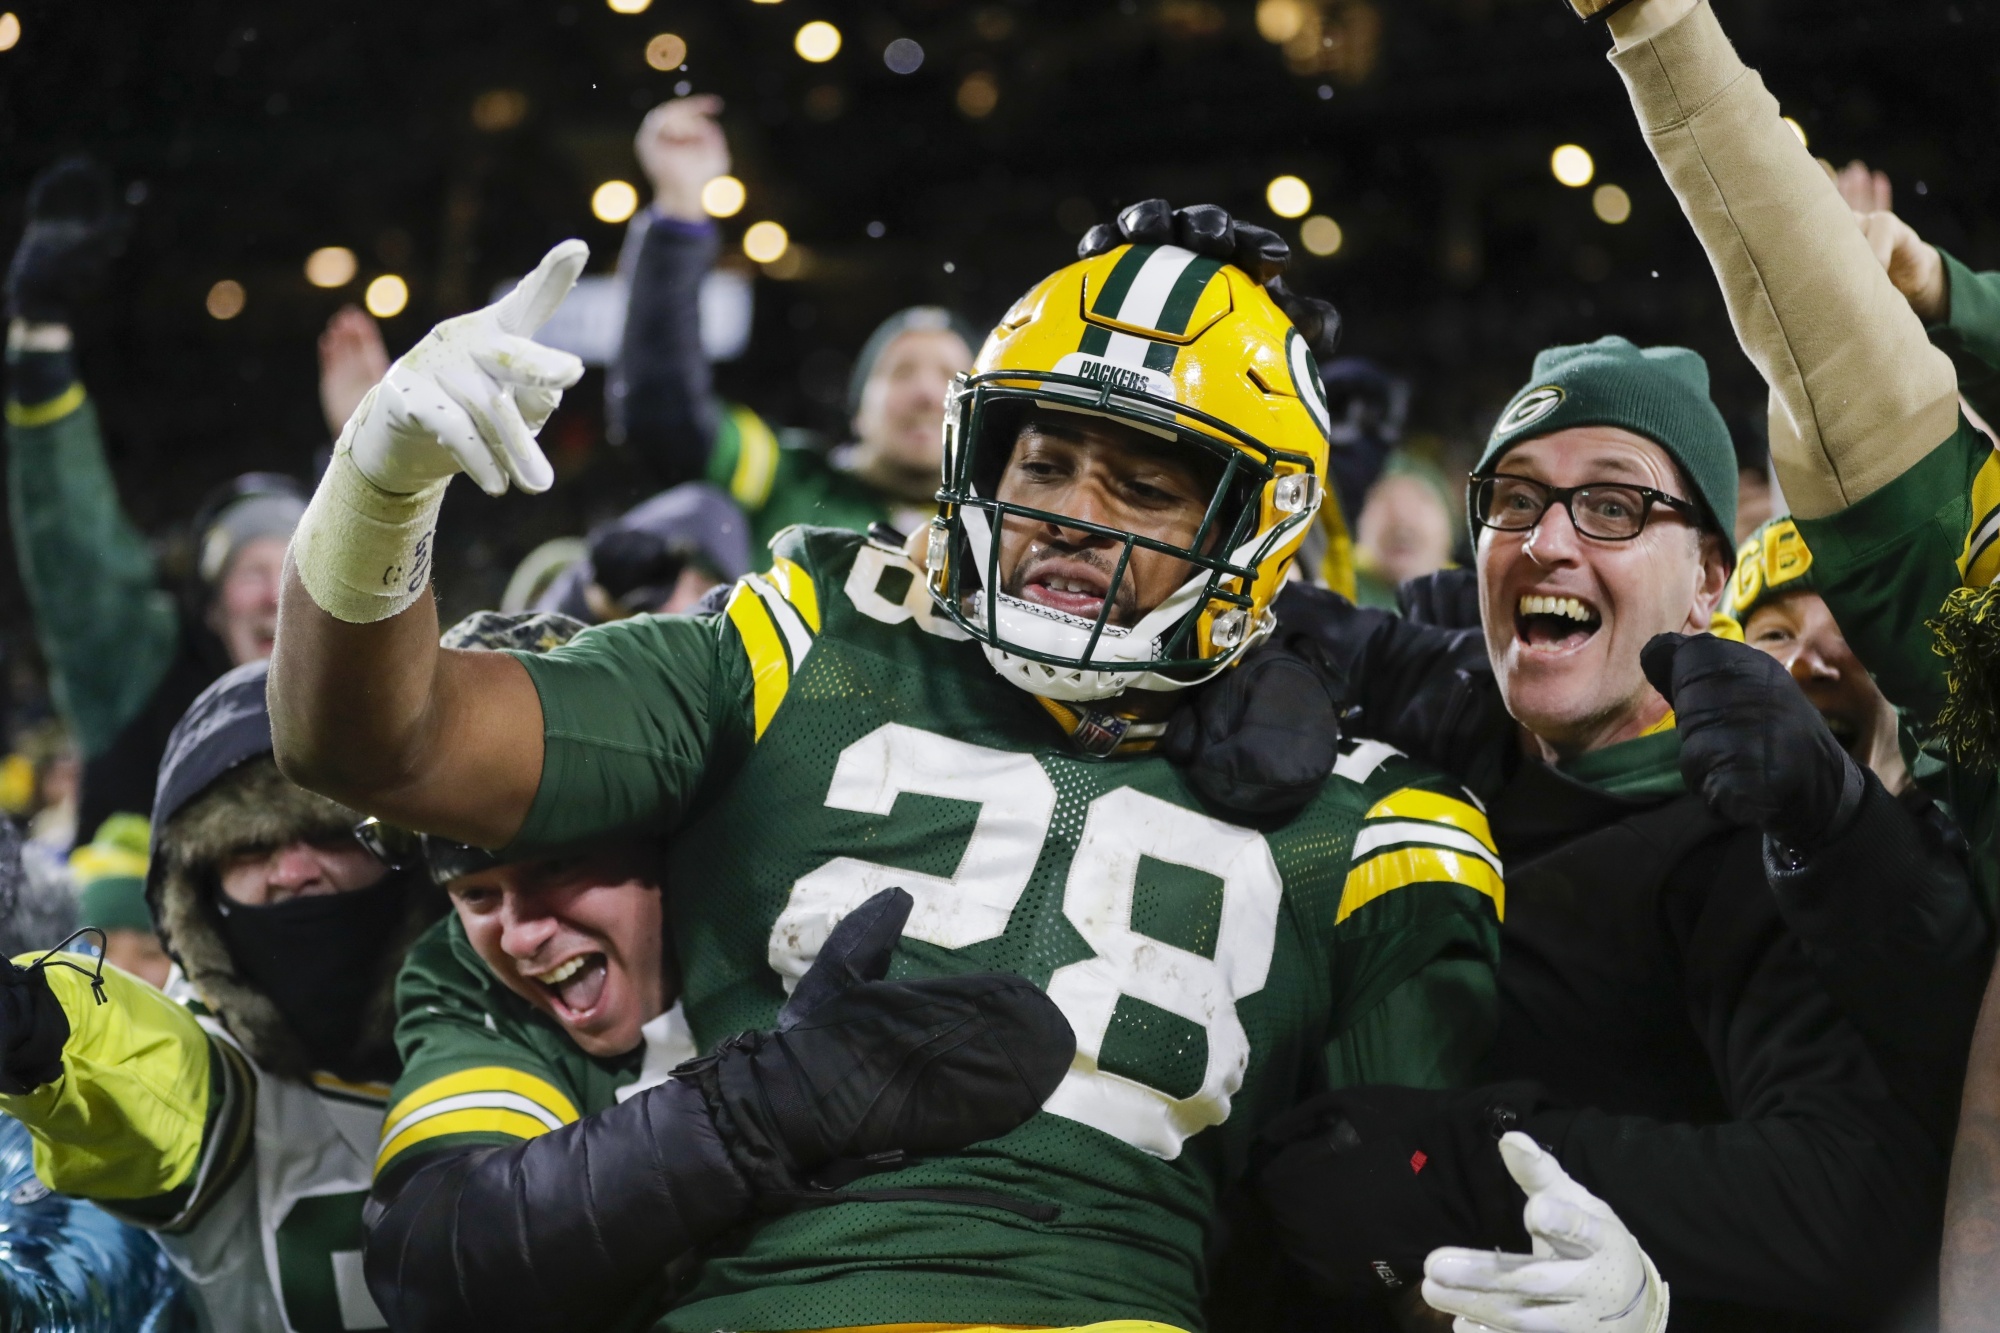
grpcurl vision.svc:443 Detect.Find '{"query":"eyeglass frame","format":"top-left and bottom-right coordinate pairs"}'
top-left (1467, 472), bottom-right (1703, 543)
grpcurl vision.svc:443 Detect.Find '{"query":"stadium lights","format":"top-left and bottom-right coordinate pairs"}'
top-left (744, 221), bottom-right (790, 264)
top-left (592, 180), bottom-right (640, 224)
top-left (0, 13), bottom-right (19, 52)
top-left (1551, 144), bottom-right (1594, 188)
top-left (1300, 215), bottom-right (1343, 256)
top-left (304, 246), bottom-right (358, 288)
top-left (206, 280), bottom-right (245, 320)
top-left (1255, 0), bottom-right (1308, 43)
top-left (607, 0), bottom-right (651, 13)
top-left (884, 38), bottom-right (923, 73)
top-left (645, 33), bottom-right (687, 70)
top-left (365, 275), bottom-right (409, 319)
top-left (795, 21), bottom-right (841, 62)
top-left (701, 174), bottom-right (746, 218)
top-left (1266, 175), bottom-right (1312, 219)
top-left (957, 71), bottom-right (998, 118)
top-left (1592, 184), bottom-right (1632, 225)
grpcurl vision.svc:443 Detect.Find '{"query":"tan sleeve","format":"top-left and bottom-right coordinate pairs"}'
top-left (1606, 0), bottom-right (1959, 519)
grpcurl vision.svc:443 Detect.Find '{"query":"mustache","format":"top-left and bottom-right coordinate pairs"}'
top-left (1003, 542), bottom-right (1141, 625)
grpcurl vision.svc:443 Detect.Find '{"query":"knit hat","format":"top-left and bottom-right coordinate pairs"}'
top-left (1711, 515), bottom-right (1815, 641)
top-left (847, 306), bottom-right (983, 416)
top-left (71, 813), bottom-right (153, 934)
top-left (1476, 336), bottom-right (1736, 540)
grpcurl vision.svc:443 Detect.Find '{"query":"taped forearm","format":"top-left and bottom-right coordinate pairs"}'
top-left (290, 403), bottom-right (446, 624)
top-left (1607, 0), bottom-right (1958, 519)
top-left (0, 960), bottom-right (211, 1201)
top-left (363, 1076), bottom-right (752, 1333)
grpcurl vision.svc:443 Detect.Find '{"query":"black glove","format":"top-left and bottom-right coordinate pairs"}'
top-left (1162, 640), bottom-right (1344, 820)
top-left (1641, 631), bottom-right (1866, 849)
top-left (1078, 198), bottom-right (1341, 358)
top-left (586, 526), bottom-right (687, 617)
top-left (1396, 568), bottom-right (1482, 630)
top-left (675, 888), bottom-right (1074, 1196)
top-left (1255, 1082), bottom-right (1549, 1299)
top-left (6, 157), bottom-right (127, 325)
top-left (0, 956), bottom-right (69, 1095)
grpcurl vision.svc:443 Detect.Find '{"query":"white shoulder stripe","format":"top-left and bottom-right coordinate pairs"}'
top-left (1332, 738), bottom-right (1403, 784)
top-left (380, 1090), bottom-right (568, 1146)
top-left (747, 572), bottom-right (815, 668)
top-left (1352, 820), bottom-right (1504, 875)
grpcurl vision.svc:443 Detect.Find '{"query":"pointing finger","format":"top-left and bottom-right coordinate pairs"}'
top-left (492, 239), bottom-right (589, 337)
top-left (1497, 1131), bottom-right (1568, 1196)
top-left (471, 335), bottom-right (584, 392)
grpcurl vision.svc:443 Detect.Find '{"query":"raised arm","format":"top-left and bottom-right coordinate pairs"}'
top-left (269, 245), bottom-right (589, 848)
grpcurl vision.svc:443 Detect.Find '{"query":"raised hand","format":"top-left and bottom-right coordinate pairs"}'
top-left (635, 96), bottom-right (730, 223)
top-left (318, 305), bottom-right (390, 438)
top-left (345, 240), bottom-right (588, 497)
top-left (1834, 158), bottom-right (1947, 324)
top-left (6, 156), bottom-right (127, 327)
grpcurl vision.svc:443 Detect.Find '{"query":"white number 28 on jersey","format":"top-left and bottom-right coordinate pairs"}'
top-left (769, 723), bottom-right (1282, 1160)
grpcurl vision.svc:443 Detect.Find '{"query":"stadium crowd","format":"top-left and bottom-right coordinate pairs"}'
top-left (0, 0), bottom-right (1998, 1330)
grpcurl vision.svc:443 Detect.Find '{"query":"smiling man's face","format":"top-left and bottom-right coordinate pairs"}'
top-left (1744, 589), bottom-right (1906, 788)
top-left (1476, 425), bottom-right (1731, 758)
top-left (446, 848), bottom-right (669, 1057)
top-left (994, 412), bottom-right (1221, 629)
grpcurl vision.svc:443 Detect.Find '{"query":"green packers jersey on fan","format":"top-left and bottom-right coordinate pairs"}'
top-left (1795, 414), bottom-right (2000, 906)
top-left (705, 404), bottom-right (927, 549)
top-left (496, 525), bottom-right (1502, 1333)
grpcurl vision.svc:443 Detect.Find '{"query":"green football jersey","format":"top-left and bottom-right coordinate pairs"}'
top-left (503, 525), bottom-right (1503, 1333)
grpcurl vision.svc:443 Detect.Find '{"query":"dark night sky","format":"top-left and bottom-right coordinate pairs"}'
top-left (0, 0), bottom-right (1993, 659)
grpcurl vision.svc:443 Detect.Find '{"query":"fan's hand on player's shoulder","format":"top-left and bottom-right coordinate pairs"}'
top-left (343, 240), bottom-right (587, 498)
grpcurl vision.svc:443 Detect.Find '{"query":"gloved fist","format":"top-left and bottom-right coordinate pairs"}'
top-left (1423, 1132), bottom-right (1669, 1333)
top-left (6, 156), bottom-right (128, 325)
top-left (1640, 631), bottom-right (1866, 849)
top-left (1078, 198), bottom-right (1341, 357)
top-left (344, 240), bottom-right (588, 497)
top-left (1254, 1082), bottom-right (1547, 1298)
top-left (1162, 641), bottom-right (1344, 819)
top-left (0, 956), bottom-right (69, 1096)
top-left (677, 888), bottom-right (1074, 1195)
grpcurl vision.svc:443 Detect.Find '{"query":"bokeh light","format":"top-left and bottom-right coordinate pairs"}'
top-left (1300, 215), bottom-right (1343, 256)
top-left (884, 38), bottom-right (924, 74)
top-left (1255, 0), bottom-right (1308, 43)
top-left (1592, 183), bottom-right (1632, 224)
top-left (592, 180), bottom-right (640, 224)
top-left (1551, 144), bottom-right (1594, 188)
top-left (795, 21), bottom-right (841, 62)
top-left (0, 14), bottom-right (20, 52)
top-left (957, 71), bottom-right (999, 118)
top-left (607, 0), bottom-right (651, 13)
top-left (645, 33), bottom-right (686, 71)
top-left (205, 280), bottom-right (245, 320)
top-left (470, 89), bottom-right (528, 132)
top-left (1266, 175), bottom-right (1312, 219)
top-left (304, 246), bottom-right (357, 288)
top-left (365, 275), bottom-right (409, 318)
top-left (701, 174), bottom-right (746, 218)
top-left (743, 221), bottom-right (790, 264)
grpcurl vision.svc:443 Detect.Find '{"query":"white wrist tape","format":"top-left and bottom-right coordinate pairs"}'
top-left (291, 446), bottom-right (448, 624)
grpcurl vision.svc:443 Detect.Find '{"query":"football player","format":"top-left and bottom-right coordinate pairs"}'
top-left (269, 217), bottom-right (1504, 1331)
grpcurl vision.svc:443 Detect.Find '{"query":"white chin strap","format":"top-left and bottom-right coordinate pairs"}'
top-left (958, 502), bottom-right (1255, 703)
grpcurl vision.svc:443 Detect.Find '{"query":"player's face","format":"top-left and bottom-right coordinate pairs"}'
top-left (211, 535), bottom-right (287, 666)
top-left (995, 415), bottom-right (1218, 628)
top-left (446, 850), bottom-right (668, 1058)
top-left (1744, 589), bottom-right (1903, 783)
top-left (1476, 426), bottom-right (1729, 756)
top-left (853, 328), bottom-right (973, 473)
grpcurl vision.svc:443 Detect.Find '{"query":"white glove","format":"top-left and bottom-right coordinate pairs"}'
top-left (1421, 1132), bottom-right (1668, 1333)
top-left (346, 239), bottom-right (588, 496)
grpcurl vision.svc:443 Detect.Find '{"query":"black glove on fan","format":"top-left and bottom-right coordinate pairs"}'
top-left (0, 955), bottom-right (71, 1095)
top-left (1255, 1081), bottom-right (1549, 1298)
top-left (1162, 640), bottom-right (1345, 820)
top-left (6, 156), bottom-right (128, 325)
top-left (1641, 631), bottom-right (1866, 850)
top-left (675, 887), bottom-right (1074, 1196)
top-left (1078, 198), bottom-right (1341, 358)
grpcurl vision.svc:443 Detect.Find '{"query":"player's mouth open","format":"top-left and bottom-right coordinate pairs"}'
top-left (529, 952), bottom-right (609, 1019)
top-left (1515, 593), bottom-right (1601, 654)
top-left (1022, 560), bottom-right (1113, 619)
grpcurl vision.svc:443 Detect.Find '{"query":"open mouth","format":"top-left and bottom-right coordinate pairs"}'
top-left (1819, 709), bottom-right (1864, 758)
top-left (1514, 593), bottom-right (1602, 654)
top-left (1019, 559), bottom-right (1115, 621)
top-left (528, 952), bottom-right (609, 1022)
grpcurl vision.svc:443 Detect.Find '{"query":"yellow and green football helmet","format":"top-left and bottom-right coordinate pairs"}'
top-left (926, 241), bottom-right (1333, 701)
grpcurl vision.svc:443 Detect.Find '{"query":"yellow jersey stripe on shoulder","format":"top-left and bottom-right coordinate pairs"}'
top-left (1961, 447), bottom-right (2000, 586)
top-left (6, 383), bottom-right (86, 428)
top-left (1361, 788), bottom-right (1498, 856)
top-left (376, 1107), bottom-right (564, 1174)
top-left (383, 1065), bottom-right (579, 1133)
top-left (727, 405), bottom-right (780, 510)
top-left (748, 573), bottom-right (814, 669)
top-left (1338, 845), bottom-right (1505, 924)
top-left (727, 580), bottom-right (791, 739)
top-left (767, 555), bottom-right (822, 633)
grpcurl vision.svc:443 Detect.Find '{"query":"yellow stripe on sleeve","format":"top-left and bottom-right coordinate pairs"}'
top-left (375, 1108), bottom-right (567, 1173)
top-left (768, 555), bottom-right (822, 633)
top-left (1960, 448), bottom-right (2000, 587)
top-left (383, 1065), bottom-right (580, 1132)
top-left (1337, 846), bottom-right (1505, 924)
top-left (1361, 788), bottom-right (1498, 856)
top-left (6, 382), bottom-right (87, 428)
top-left (728, 406), bottom-right (781, 510)
top-left (726, 581), bottom-right (791, 739)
